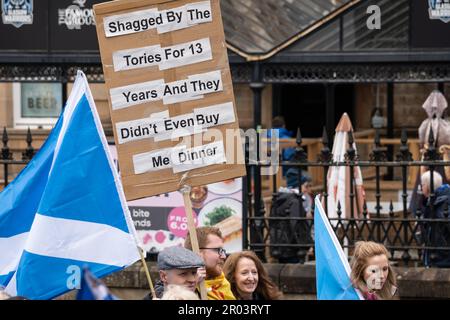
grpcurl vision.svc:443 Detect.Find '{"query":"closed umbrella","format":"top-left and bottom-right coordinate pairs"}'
top-left (326, 113), bottom-right (366, 220)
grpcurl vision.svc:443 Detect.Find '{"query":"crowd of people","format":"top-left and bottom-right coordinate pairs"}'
top-left (415, 170), bottom-right (450, 267)
top-left (137, 226), bottom-right (397, 301)
top-left (9, 115), bottom-right (449, 302)
top-left (0, 224), bottom-right (400, 301)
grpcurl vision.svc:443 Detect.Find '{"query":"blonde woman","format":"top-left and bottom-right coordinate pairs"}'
top-left (350, 241), bottom-right (398, 300)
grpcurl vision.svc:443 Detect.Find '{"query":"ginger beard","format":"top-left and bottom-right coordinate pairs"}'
top-left (200, 234), bottom-right (226, 278)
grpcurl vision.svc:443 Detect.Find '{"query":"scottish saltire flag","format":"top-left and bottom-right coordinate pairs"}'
top-left (76, 267), bottom-right (118, 300)
top-left (0, 71), bottom-right (140, 299)
top-left (314, 196), bottom-right (363, 300)
top-left (0, 103), bottom-right (64, 288)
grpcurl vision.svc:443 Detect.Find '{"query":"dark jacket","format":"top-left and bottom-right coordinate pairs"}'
top-left (143, 280), bottom-right (165, 300)
top-left (424, 184), bottom-right (450, 219)
top-left (252, 292), bottom-right (266, 300)
top-left (233, 291), bottom-right (266, 300)
top-left (423, 184), bottom-right (450, 267)
top-left (269, 192), bottom-right (312, 262)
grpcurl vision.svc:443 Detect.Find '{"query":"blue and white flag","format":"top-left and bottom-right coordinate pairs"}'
top-left (0, 114), bottom-right (62, 287)
top-left (0, 71), bottom-right (140, 299)
top-left (76, 267), bottom-right (118, 300)
top-left (314, 196), bottom-right (363, 300)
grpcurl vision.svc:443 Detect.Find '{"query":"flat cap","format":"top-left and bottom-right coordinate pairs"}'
top-left (157, 246), bottom-right (204, 270)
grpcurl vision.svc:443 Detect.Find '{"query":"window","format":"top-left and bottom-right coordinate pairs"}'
top-left (13, 82), bottom-right (63, 128)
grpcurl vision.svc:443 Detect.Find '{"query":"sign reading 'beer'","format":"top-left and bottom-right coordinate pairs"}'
top-left (93, 0), bottom-right (245, 200)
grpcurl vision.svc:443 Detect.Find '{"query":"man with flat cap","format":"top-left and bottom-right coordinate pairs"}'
top-left (144, 246), bottom-right (205, 299)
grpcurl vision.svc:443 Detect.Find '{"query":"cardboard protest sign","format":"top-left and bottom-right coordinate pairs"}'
top-left (94, 0), bottom-right (245, 200)
top-left (109, 144), bottom-right (243, 254)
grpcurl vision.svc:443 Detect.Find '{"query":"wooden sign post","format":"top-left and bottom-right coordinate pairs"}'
top-left (93, 0), bottom-right (245, 300)
top-left (180, 185), bottom-right (208, 299)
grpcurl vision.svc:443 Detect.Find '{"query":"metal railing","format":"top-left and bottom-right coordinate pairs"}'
top-left (244, 126), bottom-right (450, 267)
top-left (3, 126), bottom-right (450, 267)
top-left (1, 127), bottom-right (35, 187)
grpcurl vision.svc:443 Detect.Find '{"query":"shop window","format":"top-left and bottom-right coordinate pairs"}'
top-left (13, 82), bottom-right (63, 129)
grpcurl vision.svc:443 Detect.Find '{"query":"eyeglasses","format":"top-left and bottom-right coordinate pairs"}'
top-left (200, 247), bottom-right (227, 256)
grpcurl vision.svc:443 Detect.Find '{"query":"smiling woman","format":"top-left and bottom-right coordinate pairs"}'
top-left (223, 251), bottom-right (283, 300)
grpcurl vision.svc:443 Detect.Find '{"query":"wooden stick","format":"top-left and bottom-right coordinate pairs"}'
top-left (138, 246), bottom-right (156, 299)
top-left (180, 185), bottom-right (208, 300)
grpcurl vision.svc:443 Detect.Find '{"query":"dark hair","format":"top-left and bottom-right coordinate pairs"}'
top-left (223, 251), bottom-right (283, 300)
top-left (286, 168), bottom-right (312, 188)
top-left (272, 116), bottom-right (285, 128)
top-left (184, 227), bottom-right (223, 250)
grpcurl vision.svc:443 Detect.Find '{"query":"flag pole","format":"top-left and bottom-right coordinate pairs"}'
top-left (138, 246), bottom-right (156, 299)
top-left (180, 185), bottom-right (208, 300)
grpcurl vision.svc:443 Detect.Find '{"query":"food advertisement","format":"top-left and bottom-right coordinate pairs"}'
top-left (110, 144), bottom-right (242, 253)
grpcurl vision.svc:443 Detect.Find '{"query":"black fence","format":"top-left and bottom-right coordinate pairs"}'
top-left (1, 128), bottom-right (35, 186)
top-left (244, 127), bottom-right (450, 267)
top-left (2, 126), bottom-right (450, 267)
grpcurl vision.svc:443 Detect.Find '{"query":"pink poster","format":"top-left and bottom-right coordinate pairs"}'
top-left (109, 145), bottom-right (243, 253)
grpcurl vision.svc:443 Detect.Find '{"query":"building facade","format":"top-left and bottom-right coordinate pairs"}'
top-left (1, 0), bottom-right (450, 146)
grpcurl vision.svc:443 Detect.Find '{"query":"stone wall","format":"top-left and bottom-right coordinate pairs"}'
top-left (0, 82), bottom-right (273, 133)
top-left (4, 81), bottom-right (447, 137)
top-left (355, 83), bottom-right (450, 134)
top-left (0, 83), bottom-right (13, 128)
top-left (62, 261), bottom-right (450, 300)
top-left (266, 263), bottom-right (450, 300)
top-left (234, 84), bottom-right (273, 129)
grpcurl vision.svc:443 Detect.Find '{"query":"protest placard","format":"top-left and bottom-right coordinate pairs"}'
top-left (94, 0), bottom-right (245, 201)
